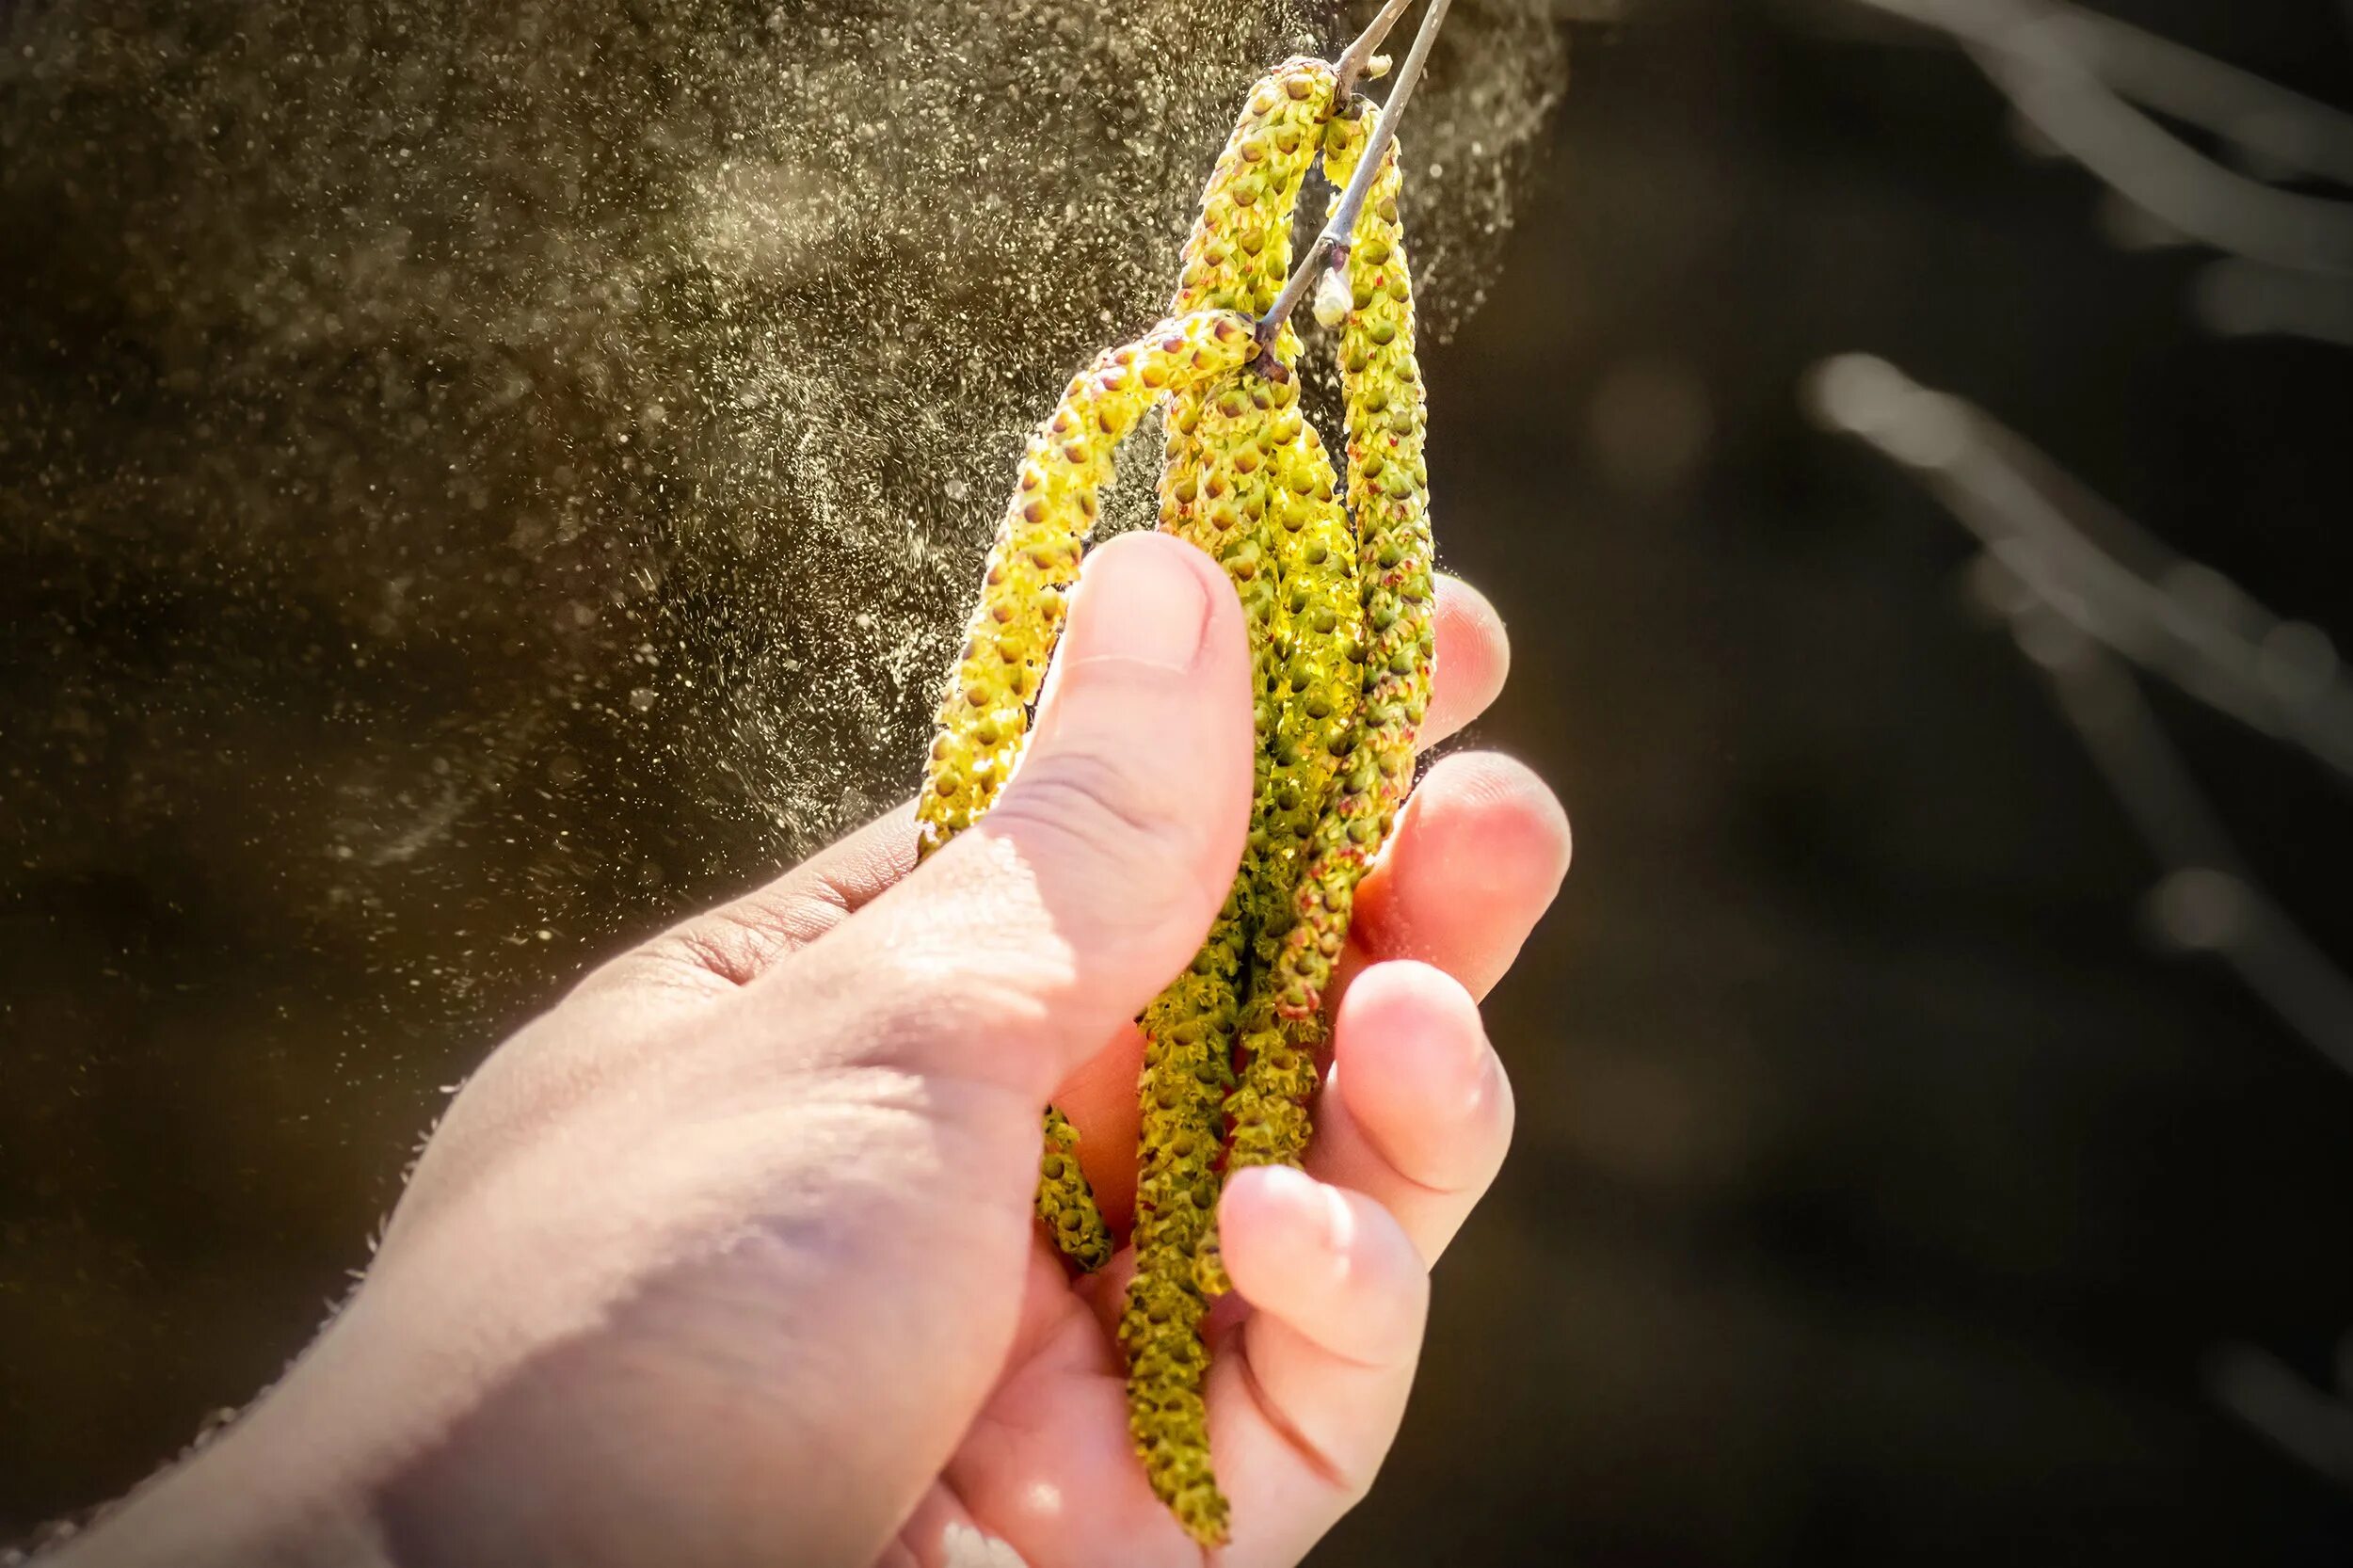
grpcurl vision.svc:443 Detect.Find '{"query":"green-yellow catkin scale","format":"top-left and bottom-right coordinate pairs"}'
top-left (918, 309), bottom-right (1258, 1275)
top-left (1273, 99), bottom-right (1434, 1026)
top-left (1116, 56), bottom-right (1341, 1549)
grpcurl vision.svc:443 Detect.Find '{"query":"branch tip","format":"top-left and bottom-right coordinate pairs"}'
top-left (1334, 0), bottom-right (1421, 103)
top-left (1258, 0), bottom-right (1455, 349)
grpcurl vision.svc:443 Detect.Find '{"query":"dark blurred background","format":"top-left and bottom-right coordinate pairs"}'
top-left (8, 0), bottom-right (2353, 1562)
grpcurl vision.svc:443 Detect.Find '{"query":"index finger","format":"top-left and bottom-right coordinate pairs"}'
top-left (573, 803), bottom-right (916, 1000)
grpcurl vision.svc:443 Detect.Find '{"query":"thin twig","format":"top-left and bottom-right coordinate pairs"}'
top-left (2207, 1340), bottom-right (2353, 1490)
top-left (1849, 0), bottom-right (2353, 188)
top-left (1257, 0), bottom-right (1456, 354)
top-left (1807, 354), bottom-right (2353, 785)
top-left (1334, 0), bottom-right (1419, 103)
top-left (1842, 0), bottom-right (2353, 273)
top-left (2035, 630), bottom-right (2353, 1081)
top-left (1809, 353), bottom-right (2353, 1082)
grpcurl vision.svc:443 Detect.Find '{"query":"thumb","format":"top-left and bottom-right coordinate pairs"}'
top-left (784, 529), bottom-right (1254, 1093)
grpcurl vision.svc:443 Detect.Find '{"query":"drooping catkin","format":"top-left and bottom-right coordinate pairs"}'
top-left (1115, 57), bottom-right (1340, 1548)
top-left (1273, 99), bottom-right (1434, 1027)
top-left (1167, 56), bottom-right (1337, 325)
top-left (1192, 377), bottom-right (1366, 1300)
top-left (918, 308), bottom-right (1258, 1275)
top-left (1228, 418), bottom-right (1365, 1128)
top-left (1121, 370), bottom-right (1284, 1548)
top-left (1036, 1108), bottom-right (1109, 1272)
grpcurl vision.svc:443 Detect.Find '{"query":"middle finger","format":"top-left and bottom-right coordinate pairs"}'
top-left (1303, 959), bottom-right (1514, 1265)
top-left (1051, 751), bottom-right (1563, 1223)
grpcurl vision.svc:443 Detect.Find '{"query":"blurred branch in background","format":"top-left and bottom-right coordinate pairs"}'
top-left (2197, 256), bottom-right (2353, 345)
top-left (1809, 350), bottom-right (2353, 1492)
top-left (1841, 0), bottom-right (2353, 281)
top-left (2033, 624), bottom-right (2353, 1084)
top-left (1798, 353), bottom-right (2353, 1082)
top-left (1979, 0), bottom-right (2353, 186)
top-left (1808, 355), bottom-right (2353, 792)
top-left (2206, 1337), bottom-right (2353, 1490)
top-left (1804, 353), bottom-right (2353, 1080)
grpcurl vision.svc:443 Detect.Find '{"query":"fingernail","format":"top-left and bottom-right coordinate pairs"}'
top-left (1062, 536), bottom-right (1211, 673)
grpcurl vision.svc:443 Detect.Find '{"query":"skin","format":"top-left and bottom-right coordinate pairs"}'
top-left (52, 531), bottom-right (1570, 1568)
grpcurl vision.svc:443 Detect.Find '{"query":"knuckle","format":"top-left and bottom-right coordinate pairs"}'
top-left (787, 900), bottom-right (1060, 1064)
top-left (989, 743), bottom-right (1205, 892)
top-left (605, 891), bottom-right (840, 998)
top-left (622, 917), bottom-right (771, 992)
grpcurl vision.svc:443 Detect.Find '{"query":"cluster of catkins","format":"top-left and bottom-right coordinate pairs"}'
top-left (916, 54), bottom-right (1432, 1546)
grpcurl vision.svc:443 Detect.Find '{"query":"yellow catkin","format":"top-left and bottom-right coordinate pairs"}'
top-left (1167, 56), bottom-right (1337, 323)
top-left (1193, 404), bottom-right (1364, 1299)
top-left (1159, 55), bottom-right (1335, 624)
top-left (1117, 56), bottom-right (1339, 1549)
top-left (918, 309), bottom-right (1257, 1274)
top-left (1273, 99), bottom-right (1433, 1027)
top-left (1123, 371), bottom-right (1280, 1548)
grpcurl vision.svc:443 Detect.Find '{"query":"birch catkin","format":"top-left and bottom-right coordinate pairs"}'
top-left (920, 311), bottom-right (1261, 857)
top-left (1204, 104), bottom-right (1432, 1311)
top-left (1127, 370), bottom-right (1292, 1544)
top-left (1273, 100), bottom-right (1434, 1028)
top-left (1225, 408), bottom-right (1364, 1168)
top-left (1160, 57), bottom-right (1332, 557)
top-left (1119, 56), bottom-right (1341, 1544)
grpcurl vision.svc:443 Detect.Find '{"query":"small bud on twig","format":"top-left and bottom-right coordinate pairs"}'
top-left (1334, 0), bottom-right (1418, 103)
top-left (1312, 257), bottom-right (1353, 328)
top-left (1257, 0), bottom-right (1455, 354)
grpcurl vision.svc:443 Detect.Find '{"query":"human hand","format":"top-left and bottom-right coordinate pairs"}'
top-left (60, 531), bottom-right (1569, 1568)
